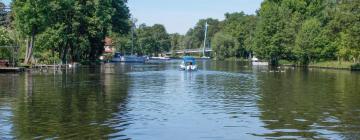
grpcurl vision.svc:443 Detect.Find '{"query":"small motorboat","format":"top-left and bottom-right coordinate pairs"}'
top-left (180, 56), bottom-right (198, 71)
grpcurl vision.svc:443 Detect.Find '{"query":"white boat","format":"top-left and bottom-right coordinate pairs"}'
top-left (200, 56), bottom-right (211, 59)
top-left (251, 57), bottom-right (269, 66)
top-left (150, 56), bottom-right (171, 60)
top-left (180, 56), bottom-right (198, 71)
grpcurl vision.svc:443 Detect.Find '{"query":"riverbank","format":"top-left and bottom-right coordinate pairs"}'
top-left (280, 61), bottom-right (360, 71)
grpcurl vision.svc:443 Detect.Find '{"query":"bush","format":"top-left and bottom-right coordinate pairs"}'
top-left (351, 63), bottom-right (360, 70)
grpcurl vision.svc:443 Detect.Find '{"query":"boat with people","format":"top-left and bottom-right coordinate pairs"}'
top-left (179, 56), bottom-right (198, 71)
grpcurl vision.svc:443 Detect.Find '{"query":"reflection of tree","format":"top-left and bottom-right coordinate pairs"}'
top-left (0, 74), bottom-right (20, 139)
top-left (12, 67), bottom-right (131, 139)
top-left (256, 69), bottom-right (360, 139)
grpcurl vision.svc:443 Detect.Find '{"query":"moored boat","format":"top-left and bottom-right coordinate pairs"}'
top-left (251, 57), bottom-right (269, 66)
top-left (121, 55), bottom-right (147, 63)
top-left (112, 52), bottom-right (122, 62)
top-left (112, 52), bottom-right (146, 63)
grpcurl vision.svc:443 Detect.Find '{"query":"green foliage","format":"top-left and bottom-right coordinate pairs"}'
top-left (0, 27), bottom-right (15, 61)
top-left (294, 18), bottom-right (322, 64)
top-left (184, 18), bottom-right (221, 49)
top-left (0, 27), bottom-right (13, 45)
top-left (136, 24), bottom-right (170, 56)
top-left (11, 0), bottom-right (131, 64)
top-left (169, 33), bottom-right (184, 52)
top-left (12, 0), bottom-right (48, 35)
top-left (222, 12), bottom-right (257, 58)
top-left (351, 63), bottom-right (360, 70)
top-left (253, 0), bottom-right (360, 65)
top-left (8, 0), bottom-right (359, 66)
top-left (211, 32), bottom-right (238, 60)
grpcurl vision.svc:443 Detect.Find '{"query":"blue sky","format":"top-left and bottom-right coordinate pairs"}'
top-left (129, 0), bottom-right (263, 34)
top-left (2, 0), bottom-right (10, 5)
top-left (2, 0), bottom-right (263, 34)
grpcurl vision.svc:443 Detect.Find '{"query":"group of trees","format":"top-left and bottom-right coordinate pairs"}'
top-left (253, 0), bottom-right (360, 65)
top-left (1, 0), bottom-right (359, 65)
top-left (112, 23), bottom-right (171, 56)
top-left (1, 0), bottom-right (130, 64)
top-left (172, 0), bottom-right (359, 65)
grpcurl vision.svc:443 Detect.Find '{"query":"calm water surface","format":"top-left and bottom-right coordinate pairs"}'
top-left (0, 61), bottom-right (360, 139)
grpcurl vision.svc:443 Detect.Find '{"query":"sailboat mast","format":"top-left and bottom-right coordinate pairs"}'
top-left (203, 21), bottom-right (208, 57)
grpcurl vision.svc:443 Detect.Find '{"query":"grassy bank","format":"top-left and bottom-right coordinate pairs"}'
top-left (310, 61), bottom-right (354, 69)
top-left (280, 60), bottom-right (360, 70)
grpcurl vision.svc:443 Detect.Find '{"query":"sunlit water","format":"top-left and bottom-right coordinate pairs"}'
top-left (0, 60), bottom-right (360, 139)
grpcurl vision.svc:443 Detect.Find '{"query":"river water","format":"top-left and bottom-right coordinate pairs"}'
top-left (0, 60), bottom-right (360, 139)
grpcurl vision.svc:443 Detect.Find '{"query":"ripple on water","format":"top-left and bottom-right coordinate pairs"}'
top-left (121, 69), bottom-right (265, 139)
top-left (0, 106), bottom-right (13, 140)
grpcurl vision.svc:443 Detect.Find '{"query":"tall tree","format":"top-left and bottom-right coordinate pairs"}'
top-left (136, 24), bottom-right (170, 56)
top-left (211, 31), bottom-right (238, 60)
top-left (12, 0), bottom-right (49, 64)
top-left (13, 0), bottom-right (131, 64)
top-left (222, 12), bottom-right (258, 58)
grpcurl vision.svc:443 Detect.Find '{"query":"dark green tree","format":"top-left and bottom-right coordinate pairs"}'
top-left (12, 0), bottom-right (49, 64)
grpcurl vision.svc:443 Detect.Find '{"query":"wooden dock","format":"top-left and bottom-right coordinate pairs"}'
top-left (0, 67), bottom-right (25, 73)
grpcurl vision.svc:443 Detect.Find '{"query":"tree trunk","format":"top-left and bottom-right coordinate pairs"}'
top-left (24, 37), bottom-right (31, 64)
top-left (24, 30), bottom-right (35, 64)
top-left (61, 42), bottom-right (69, 64)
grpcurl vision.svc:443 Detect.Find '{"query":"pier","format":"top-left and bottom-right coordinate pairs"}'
top-left (0, 67), bottom-right (25, 73)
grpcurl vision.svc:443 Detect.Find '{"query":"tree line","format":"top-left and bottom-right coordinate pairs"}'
top-left (171, 0), bottom-right (359, 65)
top-left (111, 23), bottom-right (171, 56)
top-left (1, 0), bottom-right (359, 66)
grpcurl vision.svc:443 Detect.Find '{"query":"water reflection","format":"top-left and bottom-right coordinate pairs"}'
top-left (4, 68), bottom-right (131, 139)
top-left (0, 61), bottom-right (360, 139)
top-left (256, 69), bottom-right (360, 139)
top-left (0, 73), bottom-right (20, 140)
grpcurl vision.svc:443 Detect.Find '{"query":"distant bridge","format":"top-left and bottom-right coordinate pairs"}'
top-left (165, 48), bottom-right (213, 55)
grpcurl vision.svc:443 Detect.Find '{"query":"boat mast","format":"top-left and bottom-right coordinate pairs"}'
top-left (203, 21), bottom-right (208, 57)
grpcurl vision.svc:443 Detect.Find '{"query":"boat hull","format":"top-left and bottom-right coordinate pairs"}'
top-left (121, 56), bottom-right (146, 63)
top-left (252, 62), bottom-right (269, 66)
top-left (112, 55), bottom-right (146, 63)
top-left (180, 64), bottom-right (198, 71)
